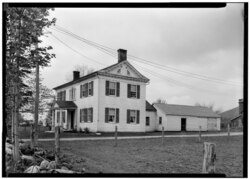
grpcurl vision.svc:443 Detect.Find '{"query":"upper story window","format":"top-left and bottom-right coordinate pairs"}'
top-left (127, 110), bottom-right (140, 124)
top-left (105, 108), bottom-right (119, 123)
top-left (57, 90), bottom-right (66, 101)
top-left (127, 70), bottom-right (130, 76)
top-left (80, 81), bottom-right (94, 98)
top-left (127, 84), bottom-right (140, 99)
top-left (69, 87), bottom-right (76, 101)
top-left (109, 82), bottom-right (116, 95)
top-left (106, 81), bottom-right (120, 97)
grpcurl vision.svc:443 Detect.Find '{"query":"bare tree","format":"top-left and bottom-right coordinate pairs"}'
top-left (65, 64), bottom-right (95, 81)
top-left (195, 102), bottom-right (222, 114)
top-left (154, 98), bottom-right (167, 104)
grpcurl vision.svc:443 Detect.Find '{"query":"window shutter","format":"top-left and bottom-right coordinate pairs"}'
top-left (57, 93), bottom-right (59, 101)
top-left (84, 109), bottom-right (88, 122)
top-left (137, 85), bottom-right (140, 99)
top-left (90, 107), bottom-right (93, 122)
top-left (127, 109), bottom-right (130, 123)
top-left (116, 108), bottom-right (119, 123)
top-left (69, 89), bottom-right (72, 100)
top-left (106, 81), bottom-right (109, 96)
top-left (80, 85), bottom-right (82, 98)
top-left (85, 83), bottom-right (89, 97)
top-left (91, 81), bottom-right (94, 96)
top-left (136, 110), bottom-right (140, 124)
top-left (64, 91), bottom-right (66, 100)
top-left (116, 82), bottom-right (120, 97)
top-left (105, 108), bottom-right (109, 123)
top-left (80, 109), bottom-right (82, 122)
top-left (127, 84), bottom-right (131, 98)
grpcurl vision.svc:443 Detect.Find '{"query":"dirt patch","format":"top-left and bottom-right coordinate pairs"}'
top-left (39, 136), bottom-right (243, 176)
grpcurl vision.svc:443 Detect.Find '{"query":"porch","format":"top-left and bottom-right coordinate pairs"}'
top-left (52, 101), bottom-right (77, 131)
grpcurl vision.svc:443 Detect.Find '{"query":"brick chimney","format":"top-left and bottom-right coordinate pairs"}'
top-left (239, 99), bottom-right (243, 114)
top-left (73, 71), bottom-right (80, 81)
top-left (118, 49), bottom-right (127, 63)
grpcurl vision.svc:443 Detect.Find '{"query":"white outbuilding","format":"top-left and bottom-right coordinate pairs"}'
top-left (153, 103), bottom-right (221, 131)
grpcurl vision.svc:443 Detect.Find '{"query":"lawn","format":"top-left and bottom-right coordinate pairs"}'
top-left (38, 135), bottom-right (243, 177)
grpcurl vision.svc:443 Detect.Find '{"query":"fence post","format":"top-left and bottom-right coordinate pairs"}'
top-left (55, 126), bottom-right (60, 165)
top-left (162, 126), bottom-right (164, 145)
top-left (114, 126), bottom-right (118, 147)
top-left (228, 124), bottom-right (230, 137)
top-left (199, 126), bottom-right (202, 142)
top-left (202, 142), bottom-right (216, 173)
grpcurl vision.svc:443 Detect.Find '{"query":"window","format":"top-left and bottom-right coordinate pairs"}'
top-left (69, 87), bottom-right (76, 101)
top-left (57, 111), bottom-right (60, 123)
top-left (105, 81), bottom-right (120, 97)
top-left (117, 69), bottom-right (121, 73)
top-left (57, 90), bottom-right (66, 101)
top-left (62, 111), bottom-right (66, 123)
top-left (127, 110), bottom-right (140, 124)
top-left (130, 110), bottom-right (136, 123)
top-left (146, 117), bottom-right (150, 126)
top-left (127, 84), bottom-right (140, 99)
top-left (109, 82), bottom-right (116, 96)
top-left (80, 108), bottom-right (93, 123)
top-left (127, 70), bottom-right (130, 75)
top-left (130, 85), bottom-right (137, 98)
top-left (159, 117), bottom-right (162, 125)
top-left (87, 108), bottom-right (93, 122)
top-left (105, 108), bottom-right (119, 123)
top-left (80, 81), bottom-right (94, 98)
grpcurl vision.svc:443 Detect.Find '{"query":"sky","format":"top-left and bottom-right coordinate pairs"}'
top-left (40, 3), bottom-right (244, 112)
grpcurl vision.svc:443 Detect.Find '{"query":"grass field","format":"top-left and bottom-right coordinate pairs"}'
top-left (38, 135), bottom-right (243, 177)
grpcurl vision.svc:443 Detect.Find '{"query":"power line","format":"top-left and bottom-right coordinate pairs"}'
top-left (51, 25), bottom-right (118, 59)
top-left (49, 33), bottom-right (106, 67)
top-left (130, 61), bottom-right (233, 96)
top-left (50, 24), bottom-right (242, 87)
top-left (128, 55), bottom-right (242, 86)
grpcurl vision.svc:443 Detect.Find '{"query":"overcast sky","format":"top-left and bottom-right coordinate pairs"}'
top-left (40, 3), bottom-right (244, 111)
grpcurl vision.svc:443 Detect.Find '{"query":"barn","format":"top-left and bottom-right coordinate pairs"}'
top-left (153, 103), bottom-right (221, 131)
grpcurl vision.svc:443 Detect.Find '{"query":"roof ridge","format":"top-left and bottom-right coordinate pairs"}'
top-left (154, 103), bottom-right (210, 108)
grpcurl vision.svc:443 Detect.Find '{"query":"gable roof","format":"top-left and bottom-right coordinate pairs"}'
top-left (146, 101), bottom-right (157, 111)
top-left (154, 103), bottom-right (220, 118)
top-left (54, 101), bottom-right (77, 109)
top-left (53, 60), bottom-right (149, 90)
top-left (220, 107), bottom-right (239, 124)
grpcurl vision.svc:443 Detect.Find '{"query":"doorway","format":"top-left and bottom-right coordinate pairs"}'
top-left (71, 111), bottom-right (74, 129)
top-left (181, 118), bottom-right (186, 131)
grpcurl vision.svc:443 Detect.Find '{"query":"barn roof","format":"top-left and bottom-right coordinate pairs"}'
top-left (220, 107), bottom-right (239, 124)
top-left (146, 101), bottom-right (157, 111)
top-left (154, 103), bottom-right (220, 118)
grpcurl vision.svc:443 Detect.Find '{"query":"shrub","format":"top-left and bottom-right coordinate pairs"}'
top-left (84, 127), bottom-right (90, 134)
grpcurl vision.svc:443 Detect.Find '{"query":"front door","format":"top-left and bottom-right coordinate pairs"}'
top-left (71, 111), bottom-right (74, 129)
top-left (181, 118), bottom-right (186, 131)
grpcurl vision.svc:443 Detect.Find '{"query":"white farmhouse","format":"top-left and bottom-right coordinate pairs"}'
top-left (52, 49), bottom-right (221, 133)
top-left (153, 103), bottom-right (221, 131)
top-left (53, 49), bottom-right (150, 132)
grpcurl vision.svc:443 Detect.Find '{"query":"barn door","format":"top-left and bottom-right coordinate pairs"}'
top-left (208, 118), bottom-right (217, 131)
top-left (181, 118), bottom-right (186, 131)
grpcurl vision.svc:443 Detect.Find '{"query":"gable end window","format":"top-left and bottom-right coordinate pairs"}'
top-left (105, 108), bottom-right (119, 123)
top-left (127, 110), bottom-right (140, 124)
top-left (127, 84), bottom-right (140, 99)
top-left (105, 81), bottom-right (120, 97)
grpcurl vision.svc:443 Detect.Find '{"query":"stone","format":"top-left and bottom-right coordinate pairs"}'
top-left (82, 167), bottom-right (86, 173)
top-left (21, 155), bottom-right (34, 162)
top-left (61, 166), bottom-right (68, 170)
top-left (6, 147), bottom-right (12, 155)
top-left (40, 160), bottom-right (50, 170)
top-left (53, 169), bottom-right (75, 173)
top-left (48, 161), bottom-right (56, 169)
top-left (24, 165), bottom-right (40, 173)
